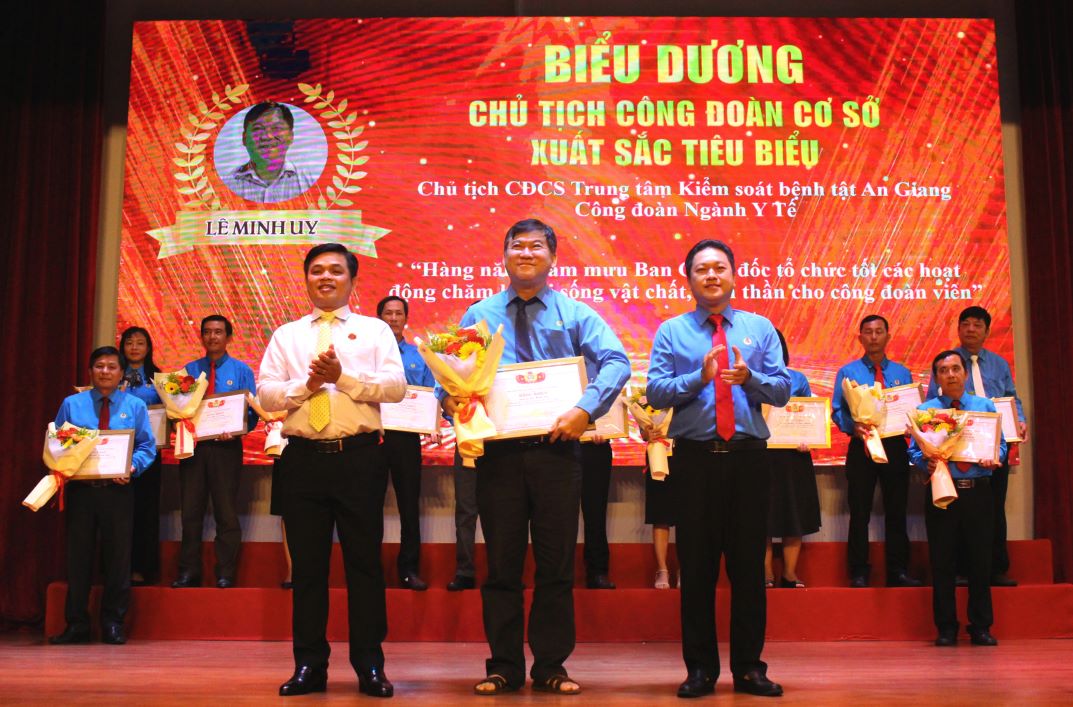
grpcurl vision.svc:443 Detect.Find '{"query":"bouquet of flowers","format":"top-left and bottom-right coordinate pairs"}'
top-left (23, 422), bottom-right (101, 512)
top-left (907, 408), bottom-right (967, 509)
top-left (840, 378), bottom-right (888, 463)
top-left (247, 393), bottom-right (288, 457)
top-left (153, 369), bottom-right (207, 459)
top-left (416, 321), bottom-right (505, 466)
top-left (627, 384), bottom-right (674, 480)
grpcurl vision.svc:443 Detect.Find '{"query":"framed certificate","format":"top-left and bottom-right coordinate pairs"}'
top-left (951, 411), bottom-right (1002, 464)
top-left (69, 429), bottom-right (135, 480)
top-left (763, 397), bottom-right (832, 449)
top-left (878, 383), bottom-right (924, 438)
top-left (148, 404), bottom-right (169, 449)
top-left (381, 386), bottom-right (440, 435)
top-left (991, 397), bottom-right (1023, 443)
top-left (581, 392), bottom-right (629, 442)
top-left (192, 390), bottom-right (250, 440)
top-left (485, 357), bottom-right (588, 440)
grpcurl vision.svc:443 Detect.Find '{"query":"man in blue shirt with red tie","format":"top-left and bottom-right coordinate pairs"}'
top-left (832, 315), bottom-right (922, 589)
top-left (49, 346), bottom-right (156, 646)
top-left (911, 350), bottom-right (1005, 647)
top-left (440, 219), bottom-right (629, 696)
top-left (647, 239), bottom-right (790, 698)
top-left (172, 315), bottom-right (259, 589)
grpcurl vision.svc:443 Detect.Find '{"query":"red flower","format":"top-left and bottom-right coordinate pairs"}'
top-left (181, 375), bottom-right (195, 386)
top-left (444, 340), bottom-right (463, 355)
top-left (180, 382), bottom-right (192, 393)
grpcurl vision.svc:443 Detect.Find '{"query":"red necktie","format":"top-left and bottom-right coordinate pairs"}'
top-left (950, 399), bottom-right (970, 471)
top-left (710, 314), bottom-right (736, 441)
top-left (207, 362), bottom-right (216, 395)
top-left (99, 397), bottom-right (111, 431)
top-left (873, 362), bottom-right (884, 387)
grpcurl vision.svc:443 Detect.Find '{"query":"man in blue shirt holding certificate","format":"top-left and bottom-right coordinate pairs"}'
top-left (172, 315), bottom-right (258, 589)
top-left (911, 350), bottom-right (1006, 647)
top-left (440, 219), bottom-right (629, 696)
top-left (647, 239), bottom-right (790, 698)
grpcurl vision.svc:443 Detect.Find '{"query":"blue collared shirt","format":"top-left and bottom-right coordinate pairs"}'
top-left (184, 353), bottom-right (260, 432)
top-left (55, 389), bottom-right (157, 476)
top-left (647, 305), bottom-right (790, 441)
top-left (789, 369), bottom-right (812, 398)
top-left (445, 285), bottom-right (630, 421)
top-left (399, 340), bottom-right (435, 387)
top-left (832, 355), bottom-right (914, 436)
top-left (925, 346), bottom-right (1025, 423)
top-left (908, 393), bottom-right (1007, 478)
top-left (123, 365), bottom-right (161, 407)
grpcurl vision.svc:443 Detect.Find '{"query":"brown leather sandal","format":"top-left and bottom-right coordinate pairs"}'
top-left (532, 674), bottom-right (582, 695)
top-left (474, 674), bottom-right (519, 696)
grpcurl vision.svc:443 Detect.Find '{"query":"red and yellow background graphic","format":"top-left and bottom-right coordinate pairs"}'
top-left (120, 17), bottom-right (1010, 465)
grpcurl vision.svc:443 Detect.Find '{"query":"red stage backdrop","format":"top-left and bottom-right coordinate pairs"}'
top-left (120, 17), bottom-right (1011, 465)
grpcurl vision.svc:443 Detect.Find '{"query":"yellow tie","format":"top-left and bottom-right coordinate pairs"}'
top-left (309, 312), bottom-right (336, 432)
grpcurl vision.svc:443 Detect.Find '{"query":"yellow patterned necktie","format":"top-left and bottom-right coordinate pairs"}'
top-left (309, 312), bottom-right (336, 431)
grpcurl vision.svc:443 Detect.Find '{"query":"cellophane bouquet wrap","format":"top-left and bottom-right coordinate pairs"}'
top-left (840, 378), bottom-right (888, 463)
top-left (247, 393), bottom-right (287, 456)
top-left (23, 422), bottom-right (101, 511)
top-left (907, 408), bottom-right (967, 509)
top-left (627, 385), bottom-right (674, 480)
top-left (153, 370), bottom-right (207, 459)
top-left (416, 321), bottom-right (505, 467)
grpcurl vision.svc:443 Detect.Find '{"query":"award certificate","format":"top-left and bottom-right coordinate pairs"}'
top-left (879, 383), bottom-right (925, 438)
top-left (951, 411), bottom-right (1002, 464)
top-left (763, 397), bottom-right (831, 449)
top-left (70, 429), bottom-right (135, 480)
top-left (192, 390), bottom-right (250, 440)
top-left (485, 357), bottom-right (588, 440)
top-left (381, 386), bottom-right (440, 435)
top-left (581, 392), bottom-right (629, 442)
top-left (991, 397), bottom-right (1023, 443)
top-left (148, 404), bottom-right (169, 449)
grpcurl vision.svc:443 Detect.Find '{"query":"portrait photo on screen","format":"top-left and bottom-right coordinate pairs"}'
top-left (214, 101), bottom-right (327, 204)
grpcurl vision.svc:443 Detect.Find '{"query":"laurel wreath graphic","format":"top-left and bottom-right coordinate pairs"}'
top-left (297, 82), bottom-right (368, 209)
top-left (172, 83), bottom-right (250, 209)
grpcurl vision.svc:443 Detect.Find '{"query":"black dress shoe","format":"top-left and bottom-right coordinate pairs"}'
top-left (733, 670), bottom-right (783, 697)
top-left (399, 573), bottom-right (428, 591)
top-left (171, 574), bottom-right (201, 588)
top-left (677, 670), bottom-right (715, 698)
top-left (886, 572), bottom-right (923, 588)
top-left (216, 577), bottom-right (235, 589)
top-left (357, 667), bottom-right (394, 697)
top-left (586, 574), bottom-right (616, 589)
top-left (934, 631), bottom-right (957, 647)
top-left (446, 575), bottom-right (475, 591)
top-left (969, 630), bottom-right (998, 646)
top-left (991, 573), bottom-right (1018, 587)
top-left (850, 574), bottom-right (869, 588)
top-left (279, 665), bottom-right (327, 696)
top-left (48, 625), bottom-right (91, 645)
top-left (101, 624), bottom-right (127, 645)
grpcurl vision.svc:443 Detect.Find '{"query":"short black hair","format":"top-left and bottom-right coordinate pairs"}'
top-left (503, 219), bottom-right (557, 255)
top-left (776, 329), bottom-right (790, 366)
top-left (243, 101), bottom-right (294, 132)
top-left (376, 295), bottom-right (408, 318)
top-left (201, 314), bottom-right (233, 337)
top-left (931, 349), bottom-right (969, 377)
top-left (958, 306), bottom-right (992, 329)
top-left (89, 346), bottom-right (121, 369)
top-left (859, 314), bottom-right (890, 332)
top-left (684, 239), bottom-right (735, 275)
top-left (304, 243), bottom-right (358, 278)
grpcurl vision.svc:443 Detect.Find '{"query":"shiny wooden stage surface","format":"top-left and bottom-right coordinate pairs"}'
top-left (2, 633), bottom-right (1072, 705)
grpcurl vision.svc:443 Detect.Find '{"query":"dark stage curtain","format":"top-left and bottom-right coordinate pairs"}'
top-left (0, 2), bottom-right (104, 624)
top-left (1018, 1), bottom-right (1073, 582)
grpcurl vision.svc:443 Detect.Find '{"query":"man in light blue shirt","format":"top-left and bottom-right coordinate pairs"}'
top-left (647, 239), bottom-right (789, 698)
top-left (173, 315), bottom-right (258, 589)
top-left (925, 305), bottom-right (1026, 586)
top-left (440, 219), bottom-right (629, 696)
top-left (831, 315), bottom-right (921, 589)
top-left (910, 350), bottom-right (1006, 647)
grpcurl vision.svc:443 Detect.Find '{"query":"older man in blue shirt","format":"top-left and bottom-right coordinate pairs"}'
top-left (647, 239), bottom-right (790, 698)
top-left (832, 315), bottom-right (922, 589)
top-left (911, 350), bottom-right (1006, 647)
top-left (49, 346), bottom-right (156, 646)
top-left (440, 219), bottom-right (629, 696)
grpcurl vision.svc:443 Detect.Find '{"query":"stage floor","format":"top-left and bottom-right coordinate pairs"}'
top-left (2, 634), bottom-right (1071, 704)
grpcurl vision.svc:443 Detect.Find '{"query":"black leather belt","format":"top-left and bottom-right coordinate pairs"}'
top-left (677, 438), bottom-right (768, 454)
top-left (286, 432), bottom-right (379, 454)
top-left (955, 477), bottom-right (989, 489)
top-left (485, 435), bottom-right (572, 451)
